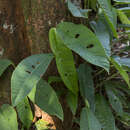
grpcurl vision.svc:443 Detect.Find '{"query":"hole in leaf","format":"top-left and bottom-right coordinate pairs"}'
top-left (37, 62), bottom-right (40, 64)
top-left (26, 70), bottom-right (31, 74)
top-left (25, 106), bottom-right (28, 109)
top-left (32, 65), bottom-right (35, 69)
top-left (75, 34), bottom-right (80, 38)
top-left (86, 44), bottom-right (94, 49)
top-left (67, 30), bottom-right (69, 33)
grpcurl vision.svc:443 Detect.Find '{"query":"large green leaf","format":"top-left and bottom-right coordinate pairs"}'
top-left (97, 0), bottom-right (117, 37)
top-left (105, 83), bottom-right (123, 116)
top-left (95, 94), bottom-right (116, 130)
top-left (28, 79), bottom-right (63, 121)
top-left (49, 28), bottom-right (78, 95)
top-left (0, 59), bottom-right (14, 76)
top-left (56, 22), bottom-right (109, 72)
top-left (16, 97), bottom-right (33, 130)
top-left (11, 54), bottom-right (53, 106)
top-left (0, 104), bottom-right (18, 130)
top-left (90, 19), bottom-right (111, 57)
top-left (67, 0), bottom-right (90, 18)
top-left (80, 107), bottom-right (101, 130)
top-left (78, 64), bottom-right (95, 112)
top-left (111, 57), bottom-right (130, 88)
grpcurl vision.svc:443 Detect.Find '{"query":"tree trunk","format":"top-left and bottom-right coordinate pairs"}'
top-left (0, 0), bottom-right (74, 129)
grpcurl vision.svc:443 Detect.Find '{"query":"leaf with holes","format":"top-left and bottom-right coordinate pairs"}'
top-left (0, 59), bottom-right (14, 76)
top-left (111, 57), bottom-right (130, 88)
top-left (78, 63), bottom-right (95, 112)
top-left (16, 97), bottom-right (33, 130)
top-left (97, 0), bottom-right (117, 37)
top-left (56, 22), bottom-right (109, 72)
top-left (49, 28), bottom-right (78, 95)
top-left (0, 104), bottom-right (18, 130)
top-left (68, 0), bottom-right (91, 18)
top-left (80, 107), bottom-right (101, 130)
top-left (11, 53), bottom-right (53, 106)
top-left (105, 83), bottom-right (123, 116)
top-left (28, 79), bottom-right (63, 121)
top-left (90, 19), bottom-right (111, 57)
top-left (95, 94), bottom-right (116, 130)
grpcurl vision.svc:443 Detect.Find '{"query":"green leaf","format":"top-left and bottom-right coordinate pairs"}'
top-left (78, 63), bottom-right (95, 112)
top-left (118, 112), bottom-right (130, 126)
top-left (66, 91), bottom-right (78, 115)
top-left (16, 97), bottom-right (33, 130)
top-left (95, 94), bottom-right (116, 130)
top-left (117, 10), bottom-right (130, 38)
top-left (111, 57), bottom-right (130, 88)
top-left (0, 104), bottom-right (18, 130)
top-left (80, 107), bottom-right (101, 130)
top-left (28, 79), bottom-right (63, 121)
top-left (48, 76), bottom-right (62, 84)
top-left (105, 83), bottom-right (123, 116)
top-left (90, 19), bottom-right (111, 57)
top-left (113, 57), bottom-right (130, 72)
top-left (97, 0), bottom-right (117, 37)
top-left (90, 0), bottom-right (97, 11)
top-left (68, 0), bottom-right (91, 18)
top-left (0, 59), bottom-right (14, 76)
top-left (49, 28), bottom-right (78, 95)
top-left (113, 0), bottom-right (130, 4)
top-left (35, 119), bottom-right (50, 130)
top-left (56, 22), bottom-right (109, 72)
top-left (11, 53), bottom-right (53, 106)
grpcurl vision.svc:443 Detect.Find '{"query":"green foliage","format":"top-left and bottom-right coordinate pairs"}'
top-left (0, 0), bottom-right (130, 129)
top-left (95, 95), bottom-right (116, 130)
top-left (28, 79), bottom-right (63, 121)
top-left (11, 54), bottom-right (53, 106)
top-left (56, 22), bottom-right (109, 72)
top-left (0, 59), bottom-right (14, 76)
top-left (0, 104), bottom-right (18, 130)
top-left (49, 28), bottom-right (78, 95)
top-left (78, 64), bottom-right (95, 112)
top-left (80, 107), bottom-right (101, 130)
top-left (16, 97), bottom-right (33, 130)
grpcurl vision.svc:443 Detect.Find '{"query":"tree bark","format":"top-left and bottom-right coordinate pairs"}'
top-left (0, 0), bottom-right (74, 129)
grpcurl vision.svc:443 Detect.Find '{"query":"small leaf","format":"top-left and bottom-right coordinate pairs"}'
top-left (111, 57), bottom-right (130, 88)
top-left (16, 97), bottom-right (33, 130)
top-left (56, 22), bottom-right (109, 72)
top-left (0, 104), bottom-right (18, 130)
top-left (0, 59), bottom-right (14, 76)
top-left (66, 91), bottom-right (78, 115)
top-left (113, 0), bottom-right (130, 4)
top-left (90, 19), bottom-right (111, 57)
top-left (105, 83), bottom-right (123, 116)
top-left (35, 119), bottom-right (50, 130)
top-left (80, 107), bottom-right (101, 130)
top-left (68, 0), bottom-right (91, 18)
top-left (97, 0), bottom-right (117, 37)
top-left (28, 79), bottom-right (63, 121)
top-left (11, 53), bottom-right (53, 106)
top-left (78, 63), bottom-right (95, 112)
top-left (95, 94), bottom-right (116, 130)
top-left (49, 28), bottom-right (78, 95)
